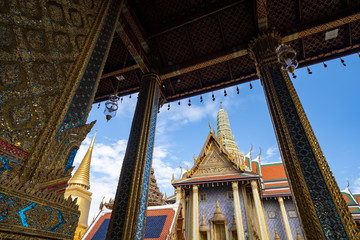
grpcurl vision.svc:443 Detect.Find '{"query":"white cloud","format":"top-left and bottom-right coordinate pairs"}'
top-left (259, 146), bottom-right (280, 163)
top-left (353, 177), bottom-right (360, 193)
top-left (159, 100), bottom-right (218, 126)
top-left (265, 146), bottom-right (277, 158)
top-left (152, 145), bottom-right (181, 195)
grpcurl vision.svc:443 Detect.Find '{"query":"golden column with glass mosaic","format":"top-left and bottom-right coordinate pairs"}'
top-left (249, 31), bottom-right (360, 239)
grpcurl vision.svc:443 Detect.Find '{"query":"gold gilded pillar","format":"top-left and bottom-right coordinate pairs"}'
top-left (278, 197), bottom-right (293, 240)
top-left (251, 180), bottom-right (269, 240)
top-left (248, 31), bottom-right (359, 239)
top-left (232, 182), bottom-right (245, 240)
top-left (193, 185), bottom-right (200, 240)
top-left (106, 73), bottom-right (161, 240)
top-left (176, 186), bottom-right (182, 202)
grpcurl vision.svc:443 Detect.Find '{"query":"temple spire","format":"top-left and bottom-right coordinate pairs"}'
top-left (68, 131), bottom-right (97, 190)
top-left (216, 107), bottom-right (241, 157)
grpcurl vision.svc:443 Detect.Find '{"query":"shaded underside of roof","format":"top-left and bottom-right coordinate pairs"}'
top-left (95, 0), bottom-right (360, 103)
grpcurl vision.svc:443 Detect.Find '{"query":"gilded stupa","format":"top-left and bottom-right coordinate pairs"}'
top-left (65, 131), bottom-right (97, 240)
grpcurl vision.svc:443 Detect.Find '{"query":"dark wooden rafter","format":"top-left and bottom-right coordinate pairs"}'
top-left (168, 79), bottom-right (176, 95)
top-left (146, 1), bottom-right (242, 39)
top-left (96, 1), bottom-right (360, 104)
top-left (348, 23), bottom-right (352, 46)
top-left (116, 15), bottom-right (151, 73)
top-left (300, 38), bottom-right (306, 60)
top-left (156, 37), bottom-right (168, 68)
top-left (184, 24), bottom-right (204, 88)
top-left (101, 64), bottom-right (139, 79)
top-left (217, 12), bottom-right (234, 80)
top-left (255, 0), bottom-right (268, 31)
top-left (104, 6), bottom-right (360, 83)
top-left (296, 0), bottom-right (302, 23)
top-left (122, 4), bottom-right (150, 53)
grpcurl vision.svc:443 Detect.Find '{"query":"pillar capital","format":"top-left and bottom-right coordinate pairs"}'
top-left (231, 181), bottom-right (239, 190)
top-left (248, 31), bottom-right (282, 69)
top-left (250, 180), bottom-right (258, 189)
top-left (141, 72), bottom-right (162, 86)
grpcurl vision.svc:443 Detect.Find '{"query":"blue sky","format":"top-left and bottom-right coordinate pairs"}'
top-left (74, 53), bottom-right (360, 221)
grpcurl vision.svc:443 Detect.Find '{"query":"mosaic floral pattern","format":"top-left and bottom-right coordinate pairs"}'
top-left (0, 192), bottom-right (78, 238)
top-left (0, 0), bottom-right (100, 154)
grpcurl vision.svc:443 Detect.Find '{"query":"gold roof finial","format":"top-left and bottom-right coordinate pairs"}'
top-left (296, 228), bottom-right (303, 240)
top-left (209, 120), bottom-right (212, 133)
top-left (165, 192), bottom-right (167, 200)
top-left (68, 131), bottom-right (97, 189)
top-left (211, 200), bottom-right (227, 221)
top-left (200, 212), bottom-right (210, 231)
top-left (171, 173), bottom-right (174, 182)
top-left (193, 155), bottom-right (197, 164)
top-left (259, 147), bottom-right (262, 157)
top-left (274, 226), bottom-right (281, 240)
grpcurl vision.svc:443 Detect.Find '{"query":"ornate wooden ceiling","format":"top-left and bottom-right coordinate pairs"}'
top-left (95, 0), bottom-right (360, 103)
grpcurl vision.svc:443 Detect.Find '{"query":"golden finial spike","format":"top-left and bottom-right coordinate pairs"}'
top-left (209, 120), bottom-right (212, 132)
top-left (296, 228), bottom-right (303, 240)
top-left (193, 155), bottom-right (197, 164)
top-left (201, 213), bottom-right (206, 225)
top-left (274, 226), bottom-right (281, 240)
top-left (213, 124), bottom-right (216, 134)
top-left (250, 144), bottom-right (253, 152)
top-left (215, 200), bottom-right (221, 213)
top-left (259, 147), bottom-right (262, 156)
top-left (165, 192), bottom-right (167, 200)
top-left (171, 173), bottom-right (174, 182)
top-left (68, 131), bottom-right (97, 189)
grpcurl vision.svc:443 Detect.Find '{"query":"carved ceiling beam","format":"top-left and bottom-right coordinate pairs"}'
top-left (101, 64), bottom-right (140, 79)
top-left (282, 11), bottom-right (360, 42)
top-left (122, 4), bottom-right (150, 53)
top-left (147, 1), bottom-right (241, 39)
top-left (255, 0), bottom-right (268, 31)
top-left (116, 15), bottom-right (152, 73)
top-left (160, 11), bottom-right (360, 81)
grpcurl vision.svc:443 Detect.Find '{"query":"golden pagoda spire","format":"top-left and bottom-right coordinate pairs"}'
top-left (210, 200), bottom-right (227, 221)
top-left (274, 226), bottom-right (281, 240)
top-left (296, 228), bottom-right (303, 240)
top-left (68, 131), bottom-right (97, 190)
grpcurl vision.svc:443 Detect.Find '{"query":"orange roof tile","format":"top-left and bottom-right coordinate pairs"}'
top-left (252, 162), bottom-right (258, 174)
top-left (343, 194), bottom-right (351, 203)
top-left (261, 164), bottom-right (287, 181)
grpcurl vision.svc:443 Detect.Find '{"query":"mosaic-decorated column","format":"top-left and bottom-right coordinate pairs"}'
top-left (278, 197), bottom-right (293, 240)
top-left (106, 73), bottom-right (161, 240)
top-left (192, 185), bottom-right (200, 240)
top-left (0, 0), bottom-right (123, 238)
top-left (249, 32), bottom-right (359, 239)
top-left (232, 182), bottom-right (245, 240)
top-left (251, 180), bottom-right (269, 240)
